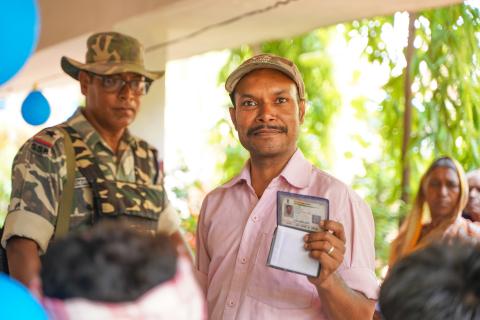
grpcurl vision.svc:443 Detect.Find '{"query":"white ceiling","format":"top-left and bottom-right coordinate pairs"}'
top-left (0, 0), bottom-right (463, 95)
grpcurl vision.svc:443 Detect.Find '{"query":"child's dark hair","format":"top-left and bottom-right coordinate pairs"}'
top-left (41, 219), bottom-right (177, 302)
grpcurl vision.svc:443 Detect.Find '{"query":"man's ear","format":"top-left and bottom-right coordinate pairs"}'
top-left (229, 106), bottom-right (238, 130)
top-left (78, 71), bottom-right (90, 96)
top-left (298, 99), bottom-right (306, 124)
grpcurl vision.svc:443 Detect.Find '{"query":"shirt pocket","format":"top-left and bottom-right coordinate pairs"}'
top-left (246, 231), bottom-right (315, 309)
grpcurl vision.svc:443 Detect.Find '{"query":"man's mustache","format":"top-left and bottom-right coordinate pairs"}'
top-left (247, 125), bottom-right (288, 136)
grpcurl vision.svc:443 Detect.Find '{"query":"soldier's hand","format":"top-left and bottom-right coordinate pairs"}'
top-left (303, 220), bottom-right (346, 287)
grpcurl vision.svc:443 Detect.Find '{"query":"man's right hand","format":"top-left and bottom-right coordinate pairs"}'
top-left (6, 237), bottom-right (40, 287)
top-left (304, 220), bottom-right (346, 287)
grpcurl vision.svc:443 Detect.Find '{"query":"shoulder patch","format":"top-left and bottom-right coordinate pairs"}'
top-left (30, 127), bottom-right (65, 155)
top-left (33, 137), bottom-right (53, 148)
top-left (31, 141), bottom-right (50, 155)
top-left (32, 128), bottom-right (63, 148)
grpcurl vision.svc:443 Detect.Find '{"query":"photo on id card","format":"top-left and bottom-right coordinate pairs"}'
top-left (267, 191), bottom-right (329, 277)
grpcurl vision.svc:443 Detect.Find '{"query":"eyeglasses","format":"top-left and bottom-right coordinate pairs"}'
top-left (89, 73), bottom-right (151, 95)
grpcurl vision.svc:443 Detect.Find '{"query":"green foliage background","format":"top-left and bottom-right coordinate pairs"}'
top-left (211, 2), bottom-right (480, 271)
top-left (347, 4), bottom-right (480, 266)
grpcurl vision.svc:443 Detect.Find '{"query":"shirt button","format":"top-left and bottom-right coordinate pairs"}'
top-left (228, 300), bottom-right (235, 307)
top-left (240, 257), bottom-right (247, 264)
top-left (252, 216), bottom-right (258, 222)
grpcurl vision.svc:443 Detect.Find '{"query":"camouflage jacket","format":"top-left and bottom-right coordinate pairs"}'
top-left (1, 108), bottom-right (179, 253)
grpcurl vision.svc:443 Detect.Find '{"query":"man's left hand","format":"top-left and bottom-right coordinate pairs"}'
top-left (303, 220), bottom-right (346, 287)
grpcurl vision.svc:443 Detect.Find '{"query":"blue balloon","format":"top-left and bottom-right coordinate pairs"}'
top-left (22, 90), bottom-right (51, 125)
top-left (0, 0), bottom-right (40, 85)
top-left (0, 274), bottom-right (48, 320)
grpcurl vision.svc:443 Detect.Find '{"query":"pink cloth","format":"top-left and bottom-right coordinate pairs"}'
top-left (42, 257), bottom-right (206, 320)
top-left (196, 150), bottom-right (378, 319)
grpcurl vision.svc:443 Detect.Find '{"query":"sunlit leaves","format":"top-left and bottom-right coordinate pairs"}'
top-left (347, 2), bottom-right (480, 272)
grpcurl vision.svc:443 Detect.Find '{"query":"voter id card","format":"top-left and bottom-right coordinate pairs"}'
top-left (277, 191), bottom-right (329, 232)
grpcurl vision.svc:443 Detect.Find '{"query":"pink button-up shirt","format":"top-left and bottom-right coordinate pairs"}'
top-left (196, 150), bottom-right (378, 319)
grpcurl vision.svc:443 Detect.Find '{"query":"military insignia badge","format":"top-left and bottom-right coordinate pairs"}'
top-left (31, 129), bottom-right (58, 155)
top-left (31, 139), bottom-right (51, 155)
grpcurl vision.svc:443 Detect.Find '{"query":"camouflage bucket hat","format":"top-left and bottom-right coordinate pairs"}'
top-left (61, 32), bottom-right (164, 81)
top-left (225, 53), bottom-right (305, 99)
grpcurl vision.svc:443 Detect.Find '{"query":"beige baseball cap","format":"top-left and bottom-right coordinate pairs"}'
top-left (225, 53), bottom-right (305, 100)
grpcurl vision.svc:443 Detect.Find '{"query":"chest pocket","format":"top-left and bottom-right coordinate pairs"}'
top-left (62, 125), bottom-right (163, 234)
top-left (247, 231), bottom-right (315, 309)
top-left (91, 178), bottom-right (165, 233)
top-left (92, 178), bottom-right (165, 219)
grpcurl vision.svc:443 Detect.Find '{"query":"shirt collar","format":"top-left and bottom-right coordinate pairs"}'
top-left (278, 149), bottom-right (311, 188)
top-left (221, 159), bottom-right (252, 189)
top-left (221, 149), bottom-right (311, 189)
top-left (66, 107), bottom-right (136, 151)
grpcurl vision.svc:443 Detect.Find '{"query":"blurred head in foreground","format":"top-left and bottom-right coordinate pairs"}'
top-left (41, 220), bottom-right (205, 319)
top-left (380, 240), bottom-right (480, 320)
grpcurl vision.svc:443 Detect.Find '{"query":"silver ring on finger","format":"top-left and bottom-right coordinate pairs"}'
top-left (327, 245), bottom-right (335, 255)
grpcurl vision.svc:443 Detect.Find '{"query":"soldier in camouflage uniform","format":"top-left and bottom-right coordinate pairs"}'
top-left (2, 32), bottom-right (183, 286)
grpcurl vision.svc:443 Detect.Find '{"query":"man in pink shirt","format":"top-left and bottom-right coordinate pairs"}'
top-left (196, 54), bottom-right (378, 319)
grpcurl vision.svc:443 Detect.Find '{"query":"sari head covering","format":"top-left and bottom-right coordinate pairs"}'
top-left (388, 156), bottom-right (468, 267)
